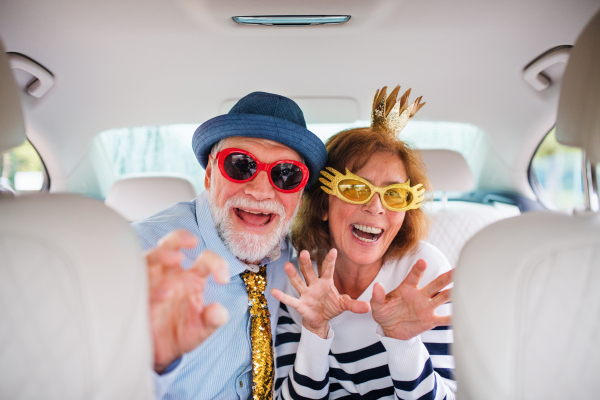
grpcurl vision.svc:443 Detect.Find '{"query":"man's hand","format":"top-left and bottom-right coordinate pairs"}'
top-left (371, 259), bottom-right (452, 341)
top-left (146, 230), bottom-right (230, 373)
top-left (271, 249), bottom-right (370, 339)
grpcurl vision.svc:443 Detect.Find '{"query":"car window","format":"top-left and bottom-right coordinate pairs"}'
top-left (310, 120), bottom-right (488, 186)
top-left (0, 140), bottom-right (46, 194)
top-left (529, 127), bottom-right (585, 211)
top-left (97, 121), bottom-right (487, 196)
top-left (97, 125), bottom-right (206, 193)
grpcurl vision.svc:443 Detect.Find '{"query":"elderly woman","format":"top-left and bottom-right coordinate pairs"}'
top-left (271, 86), bottom-right (456, 400)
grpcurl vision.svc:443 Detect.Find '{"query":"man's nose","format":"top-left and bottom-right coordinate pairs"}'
top-left (363, 193), bottom-right (385, 215)
top-left (244, 171), bottom-right (276, 200)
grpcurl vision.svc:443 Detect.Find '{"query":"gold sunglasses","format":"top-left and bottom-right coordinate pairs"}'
top-left (319, 167), bottom-right (425, 212)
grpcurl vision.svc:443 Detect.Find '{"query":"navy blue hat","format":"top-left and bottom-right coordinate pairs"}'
top-left (192, 92), bottom-right (327, 188)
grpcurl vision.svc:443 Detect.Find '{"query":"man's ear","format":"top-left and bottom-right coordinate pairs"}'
top-left (204, 155), bottom-right (213, 190)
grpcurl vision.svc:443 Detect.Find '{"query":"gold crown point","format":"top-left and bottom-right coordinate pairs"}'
top-left (398, 88), bottom-right (412, 115)
top-left (385, 85), bottom-right (401, 118)
top-left (373, 86), bottom-right (387, 110)
top-left (410, 97), bottom-right (425, 117)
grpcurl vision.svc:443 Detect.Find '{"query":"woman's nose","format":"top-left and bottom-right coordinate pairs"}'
top-left (363, 193), bottom-right (385, 214)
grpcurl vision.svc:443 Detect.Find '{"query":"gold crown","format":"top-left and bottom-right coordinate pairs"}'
top-left (371, 85), bottom-right (425, 136)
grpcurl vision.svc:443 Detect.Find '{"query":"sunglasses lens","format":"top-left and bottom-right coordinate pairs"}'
top-left (223, 153), bottom-right (257, 181)
top-left (384, 188), bottom-right (412, 209)
top-left (271, 163), bottom-right (304, 190)
top-left (338, 179), bottom-right (371, 201)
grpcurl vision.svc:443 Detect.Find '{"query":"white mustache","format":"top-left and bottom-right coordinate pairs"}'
top-left (209, 193), bottom-right (293, 263)
top-left (224, 196), bottom-right (286, 219)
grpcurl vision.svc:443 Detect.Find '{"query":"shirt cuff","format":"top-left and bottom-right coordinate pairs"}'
top-left (376, 325), bottom-right (430, 378)
top-left (294, 325), bottom-right (334, 377)
top-left (152, 358), bottom-right (184, 398)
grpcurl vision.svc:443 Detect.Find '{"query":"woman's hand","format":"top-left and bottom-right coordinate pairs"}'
top-left (271, 249), bottom-right (370, 339)
top-left (371, 259), bottom-right (452, 341)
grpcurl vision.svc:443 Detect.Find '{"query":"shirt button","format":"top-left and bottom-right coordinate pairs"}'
top-left (239, 381), bottom-right (243, 388)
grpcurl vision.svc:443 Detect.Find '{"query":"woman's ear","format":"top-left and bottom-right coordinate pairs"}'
top-left (322, 211), bottom-right (328, 221)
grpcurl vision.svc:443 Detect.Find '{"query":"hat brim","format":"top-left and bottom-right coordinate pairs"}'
top-left (193, 113), bottom-right (327, 188)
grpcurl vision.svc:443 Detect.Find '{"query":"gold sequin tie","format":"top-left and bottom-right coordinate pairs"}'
top-left (241, 266), bottom-right (273, 400)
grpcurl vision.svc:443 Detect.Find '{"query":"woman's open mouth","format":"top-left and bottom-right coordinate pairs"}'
top-left (351, 224), bottom-right (383, 243)
top-left (234, 208), bottom-right (276, 226)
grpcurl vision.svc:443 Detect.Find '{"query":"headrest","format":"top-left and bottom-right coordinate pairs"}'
top-left (556, 10), bottom-right (600, 164)
top-left (420, 149), bottom-right (474, 191)
top-left (105, 175), bottom-right (197, 221)
top-left (0, 38), bottom-right (26, 153)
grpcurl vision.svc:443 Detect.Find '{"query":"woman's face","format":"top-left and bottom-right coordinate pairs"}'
top-left (326, 152), bottom-right (408, 270)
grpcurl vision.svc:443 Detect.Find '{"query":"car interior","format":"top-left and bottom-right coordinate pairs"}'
top-left (1, 0), bottom-right (600, 398)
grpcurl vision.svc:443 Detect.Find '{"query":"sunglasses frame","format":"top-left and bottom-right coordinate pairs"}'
top-left (215, 148), bottom-right (309, 193)
top-left (319, 167), bottom-right (425, 212)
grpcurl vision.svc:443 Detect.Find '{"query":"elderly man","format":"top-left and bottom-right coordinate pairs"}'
top-left (133, 91), bottom-right (327, 399)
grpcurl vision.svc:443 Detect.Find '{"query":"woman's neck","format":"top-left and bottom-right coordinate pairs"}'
top-left (328, 255), bottom-right (383, 300)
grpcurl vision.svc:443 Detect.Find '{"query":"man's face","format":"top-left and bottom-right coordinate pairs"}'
top-left (205, 137), bottom-right (304, 263)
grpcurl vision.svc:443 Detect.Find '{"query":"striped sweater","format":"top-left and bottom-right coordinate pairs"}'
top-left (274, 241), bottom-right (456, 400)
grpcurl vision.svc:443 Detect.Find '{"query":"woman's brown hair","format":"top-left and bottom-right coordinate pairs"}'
top-left (290, 127), bottom-right (431, 265)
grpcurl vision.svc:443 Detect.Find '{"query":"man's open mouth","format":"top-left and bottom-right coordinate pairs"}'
top-left (351, 224), bottom-right (383, 243)
top-left (234, 208), bottom-right (276, 226)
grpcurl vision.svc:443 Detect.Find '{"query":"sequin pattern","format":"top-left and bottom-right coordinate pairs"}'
top-left (241, 266), bottom-right (273, 400)
top-left (371, 85), bottom-right (423, 137)
top-left (372, 96), bottom-right (416, 136)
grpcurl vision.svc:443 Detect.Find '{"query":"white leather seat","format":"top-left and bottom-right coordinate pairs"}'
top-left (105, 175), bottom-right (197, 221)
top-left (424, 200), bottom-right (520, 267)
top-left (421, 149), bottom-right (520, 267)
top-left (0, 38), bottom-right (154, 399)
top-left (453, 10), bottom-right (600, 399)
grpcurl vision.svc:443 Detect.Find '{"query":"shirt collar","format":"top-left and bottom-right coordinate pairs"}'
top-left (195, 191), bottom-right (287, 277)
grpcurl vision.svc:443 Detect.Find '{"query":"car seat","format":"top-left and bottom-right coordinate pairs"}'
top-left (105, 175), bottom-right (197, 221)
top-left (452, 10), bottom-right (600, 399)
top-left (422, 149), bottom-right (520, 267)
top-left (0, 38), bottom-right (154, 399)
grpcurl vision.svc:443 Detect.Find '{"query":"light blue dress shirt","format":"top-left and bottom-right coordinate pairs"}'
top-left (132, 191), bottom-right (290, 400)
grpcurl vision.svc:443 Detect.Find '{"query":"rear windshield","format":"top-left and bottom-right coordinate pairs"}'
top-left (97, 121), bottom-right (486, 195)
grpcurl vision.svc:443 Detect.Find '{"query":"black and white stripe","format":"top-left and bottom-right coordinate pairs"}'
top-left (274, 242), bottom-right (456, 400)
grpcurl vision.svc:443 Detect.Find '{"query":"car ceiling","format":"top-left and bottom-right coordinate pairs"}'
top-left (1, 0), bottom-right (600, 194)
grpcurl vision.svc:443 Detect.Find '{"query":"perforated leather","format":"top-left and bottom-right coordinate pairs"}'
top-left (424, 201), bottom-right (520, 268)
top-left (105, 175), bottom-right (197, 221)
top-left (0, 194), bottom-right (154, 399)
top-left (453, 212), bottom-right (600, 399)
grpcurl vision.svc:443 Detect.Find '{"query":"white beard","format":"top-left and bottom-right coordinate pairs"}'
top-left (207, 193), bottom-right (299, 264)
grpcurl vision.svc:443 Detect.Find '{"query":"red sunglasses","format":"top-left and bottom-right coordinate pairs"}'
top-left (215, 148), bottom-right (309, 193)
